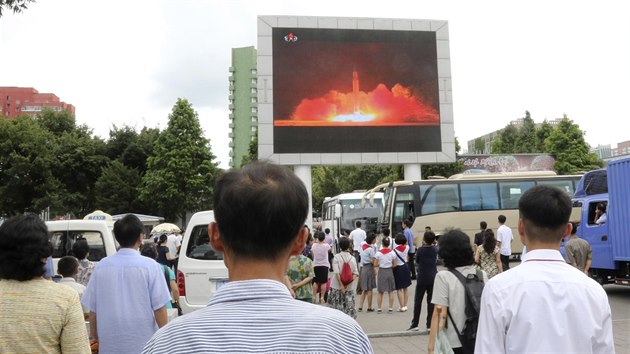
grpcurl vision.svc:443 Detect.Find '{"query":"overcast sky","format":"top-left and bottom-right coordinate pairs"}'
top-left (1, 0), bottom-right (629, 168)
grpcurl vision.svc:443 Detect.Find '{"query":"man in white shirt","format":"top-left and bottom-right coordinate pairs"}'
top-left (349, 221), bottom-right (367, 265)
top-left (496, 214), bottom-right (514, 270)
top-left (57, 256), bottom-right (88, 316)
top-left (475, 185), bottom-right (614, 353)
top-left (166, 233), bottom-right (181, 271)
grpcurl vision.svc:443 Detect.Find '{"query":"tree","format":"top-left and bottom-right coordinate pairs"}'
top-left (535, 120), bottom-right (554, 152)
top-left (544, 116), bottom-right (603, 174)
top-left (473, 138), bottom-right (485, 154)
top-left (422, 137), bottom-right (464, 179)
top-left (239, 136), bottom-right (258, 167)
top-left (491, 123), bottom-right (518, 153)
top-left (0, 0), bottom-right (35, 17)
top-left (0, 115), bottom-right (62, 215)
top-left (514, 112), bottom-right (537, 153)
top-left (94, 161), bottom-right (142, 215)
top-left (139, 99), bottom-right (220, 223)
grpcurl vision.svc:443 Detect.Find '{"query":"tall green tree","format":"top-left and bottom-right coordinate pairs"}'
top-left (514, 112), bottom-right (537, 153)
top-left (544, 116), bottom-right (603, 174)
top-left (0, 0), bottom-right (35, 17)
top-left (0, 115), bottom-right (62, 215)
top-left (239, 136), bottom-right (258, 167)
top-left (139, 99), bottom-right (220, 223)
top-left (94, 161), bottom-right (143, 215)
top-left (535, 120), bottom-right (554, 152)
top-left (491, 123), bottom-right (518, 153)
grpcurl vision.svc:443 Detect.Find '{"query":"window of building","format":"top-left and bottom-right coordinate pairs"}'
top-left (251, 107), bottom-right (257, 113)
top-left (251, 88), bottom-right (257, 94)
top-left (251, 126), bottom-right (257, 132)
top-left (251, 117), bottom-right (257, 123)
top-left (250, 69), bottom-right (257, 75)
top-left (251, 78), bottom-right (257, 84)
top-left (251, 97), bottom-right (257, 103)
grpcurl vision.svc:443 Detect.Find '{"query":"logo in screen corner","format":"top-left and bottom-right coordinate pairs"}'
top-left (284, 32), bottom-right (298, 43)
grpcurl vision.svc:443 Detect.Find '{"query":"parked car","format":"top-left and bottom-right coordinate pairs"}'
top-left (46, 219), bottom-right (118, 274)
top-left (177, 211), bottom-right (227, 314)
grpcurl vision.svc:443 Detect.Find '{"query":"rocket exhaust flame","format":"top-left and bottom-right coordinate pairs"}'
top-left (275, 69), bottom-right (439, 127)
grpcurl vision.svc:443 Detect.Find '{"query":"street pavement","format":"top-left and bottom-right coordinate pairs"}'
top-left (352, 264), bottom-right (630, 354)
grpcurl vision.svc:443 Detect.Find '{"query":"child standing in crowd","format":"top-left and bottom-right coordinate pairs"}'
top-left (408, 231), bottom-right (438, 332)
top-left (393, 233), bottom-right (412, 312)
top-left (328, 237), bottom-right (359, 318)
top-left (311, 230), bottom-right (331, 304)
top-left (374, 236), bottom-right (397, 313)
top-left (357, 232), bottom-right (377, 312)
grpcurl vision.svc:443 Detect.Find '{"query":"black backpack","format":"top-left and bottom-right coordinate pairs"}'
top-left (447, 269), bottom-right (485, 354)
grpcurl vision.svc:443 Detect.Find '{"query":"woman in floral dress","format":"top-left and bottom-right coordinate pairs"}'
top-left (474, 229), bottom-right (503, 278)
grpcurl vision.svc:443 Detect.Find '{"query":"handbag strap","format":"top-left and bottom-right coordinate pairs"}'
top-left (394, 248), bottom-right (406, 264)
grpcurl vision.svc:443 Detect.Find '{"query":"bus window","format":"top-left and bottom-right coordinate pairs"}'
top-left (419, 184), bottom-right (459, 215)
top-left (537, 179), bottom-right (575, 195)
top-left (460, 182), bottom-right (499, 211)
top-left (499, 181), bottom-right (535, 209)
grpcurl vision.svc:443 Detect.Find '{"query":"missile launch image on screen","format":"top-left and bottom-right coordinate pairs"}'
top-left (273, 28), bottom-right (440, 128)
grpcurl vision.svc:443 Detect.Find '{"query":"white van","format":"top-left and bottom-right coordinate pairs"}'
top-left (46, 219), bottom-right (118, 274)
top-left (177, 211), bottom-right (228, 314)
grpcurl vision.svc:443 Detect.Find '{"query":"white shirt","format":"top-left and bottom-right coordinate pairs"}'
top-left (374, 249), bottom-right (397, 268)
top-left (432, 265), bottom-right (488, 348)
top-left (475, 249), bottom-right (614, 354)
top-left (497, 224), bottom-right (514, 256)
top-left (166, 234), bottom-right (181, 259)
top-left (59, 277), bottom-right (88, 313)
top-left (349, 228), bottom-right (366, 252)
top-left (595, 212), bottom-right (607, 225)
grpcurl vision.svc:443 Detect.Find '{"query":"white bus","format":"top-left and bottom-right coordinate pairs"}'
top-left (367, 171), bottom-right (582, 255)
top-left (321, 192), bottom-right (384, 251)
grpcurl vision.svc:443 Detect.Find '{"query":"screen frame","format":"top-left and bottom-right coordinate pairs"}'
top-left (257, 16), bottom-right (455, 165)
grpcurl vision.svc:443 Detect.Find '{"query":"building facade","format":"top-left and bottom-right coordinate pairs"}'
top-left (612, 140), bottom-right (630, 157)
top-left (0, 87), bottom-right (75, 118)
top-left (228, 46), bottom-right (258, 168)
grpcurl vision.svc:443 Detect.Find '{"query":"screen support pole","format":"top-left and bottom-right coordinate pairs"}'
top-left (294, 165), bottom-right (313, 230)
top-left (404, 164), bottom-right (422, 181)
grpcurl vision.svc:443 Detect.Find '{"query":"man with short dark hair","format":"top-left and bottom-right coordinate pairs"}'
top-left (349, 220), bottom-right (367, 265)
top-left (496, 214), bottom-right (513, 270)
top-left (143, 161), bottom-right (372, 354)
top-left (82, 214), bottom-right (171, 354)
top-left (565, 221), bottom-right (593, 274)
top-left (58, 256), bottom-right (88, 316)
top-left (475, 186), bottom-right (613, 353)
top-left (474, 221), bottom-right (487, 250)
top-left (403, 219), bottom-right (416, 280)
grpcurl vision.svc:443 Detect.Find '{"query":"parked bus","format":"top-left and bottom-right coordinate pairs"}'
top-left (321, 192), bottom-right (384, 251)
top-left (367, 171), bottom-right (582, 255)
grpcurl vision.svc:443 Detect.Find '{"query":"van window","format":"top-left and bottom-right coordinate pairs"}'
top-left (49, 231), bottom-right (106, 261)
top-left (185, 225), bottom-right (224, 260)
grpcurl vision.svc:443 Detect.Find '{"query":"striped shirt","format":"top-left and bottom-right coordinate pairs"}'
top-left (143, 279), bottom-right (373, 354)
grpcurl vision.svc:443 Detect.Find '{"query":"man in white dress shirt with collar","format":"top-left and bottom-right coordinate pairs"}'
top-left (475, 185), bottom-right (614, 353)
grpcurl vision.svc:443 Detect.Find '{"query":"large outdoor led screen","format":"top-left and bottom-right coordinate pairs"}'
top-left (273, 27), bottom-right (440, 153)
top-left (258, 17), bottom-right (454, 165)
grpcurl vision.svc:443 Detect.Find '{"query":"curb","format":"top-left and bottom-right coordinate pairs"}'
top-left (367, 330), bottom-right (429, 338)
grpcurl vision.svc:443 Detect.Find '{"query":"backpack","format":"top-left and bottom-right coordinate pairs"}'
top-left (339, 255), bottom-right (354, 286)
top-left (447, 269), bottom-right (485, 354)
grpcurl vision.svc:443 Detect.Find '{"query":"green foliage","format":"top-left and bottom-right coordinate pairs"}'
top-left (95, 161), bottom-right (143, 215)
top-left (544, 116), bottom-right (603, 174)
top-left (139, 99), bottom-right (220, 222)
top-left (491, 124), bottom-right (518, 153)
top-left (0, 116), bottom-right (62, 215)
top-left (38, 109), bottom-right (76, 134)
top-left (473, 138), bottom-right (485, 154)
top-left (421, 137), bottom-right (464, 179)
top-left (513, 113), bottom-right (537, 153)
top-left (106, 125), bottom-right (159, 173)
top-left (312, 165), bottom-right (402, 217)
top-left (0, 0), bottom-right (35, 17)
top-left (239, 136), bottom-right (258, 168)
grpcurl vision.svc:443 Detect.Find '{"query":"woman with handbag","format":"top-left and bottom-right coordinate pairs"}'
top-left (393, 233), bottom-right (412, 312)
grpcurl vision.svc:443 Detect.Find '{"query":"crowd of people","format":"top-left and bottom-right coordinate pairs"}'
top-left (0, 160), bottom-right (615, 354)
